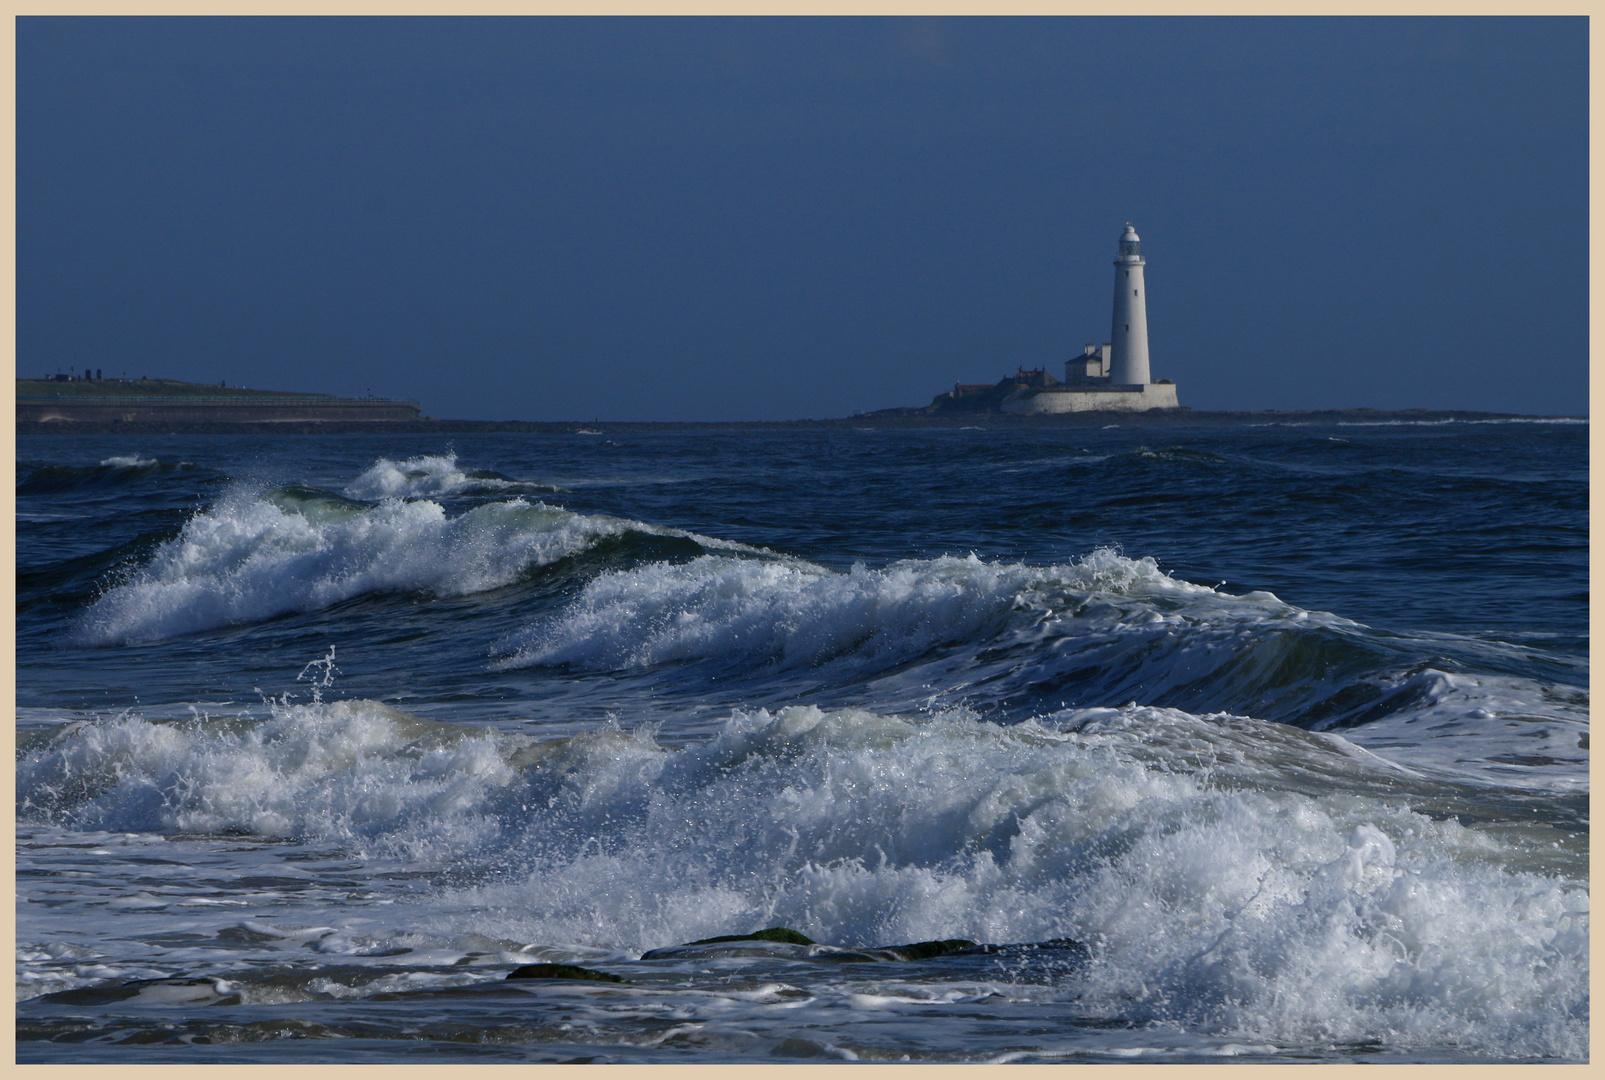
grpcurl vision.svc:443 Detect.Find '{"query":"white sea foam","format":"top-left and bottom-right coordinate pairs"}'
top-left (74, 486), bottom-right (754, 645)
top-left (470, 705), bottom-right (1583, 1059)
top-left (494, 547), bottom-right (1227, 673)
top-left (97, 455), bottom-right (159, 468)
top-left (495, 552), bottom-right (1030, 671)
top-left (16, 699), bottom-right (516, 858)
top-left (494, 549), bottom-right (1588, 790)
top-left (14, 700), bottom-right (1587, 1057)
top-left (493, 548), bottom-right (1357, 720)
top-left (343, 452), bottom-right (552, 500)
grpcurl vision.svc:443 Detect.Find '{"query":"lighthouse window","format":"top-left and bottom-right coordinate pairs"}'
top-left (1134, 289), bottom-right (1138, 296)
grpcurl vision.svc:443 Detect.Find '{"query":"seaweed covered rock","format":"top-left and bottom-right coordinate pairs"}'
top-left (505, 963), bottom-right (625, 983)
top-left (634, 929), bottom-right (1083, 966)
top-left (872, 939), bottom-right (978, 961)
top-left (641, 927), bottom-right (816, 961)
top-left (687, 927), bottom-right (815, 947)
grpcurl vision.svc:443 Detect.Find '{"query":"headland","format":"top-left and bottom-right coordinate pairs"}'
top-left (16, 376), bottom-right (420, 425)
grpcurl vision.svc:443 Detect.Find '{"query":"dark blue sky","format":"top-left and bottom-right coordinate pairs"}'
top-left (18, 17), bottom-right (1588, 420)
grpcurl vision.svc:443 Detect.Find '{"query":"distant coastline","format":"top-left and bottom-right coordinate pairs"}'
top-left (15, 407), bottom-right (1581, 436)
top-left (14, 376), bottom-right (1581, 435)
top-left (16, 377), bottom-right (420, 424)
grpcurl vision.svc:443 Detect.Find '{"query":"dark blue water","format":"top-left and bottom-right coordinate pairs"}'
top-left (15, 421), bottom-right (1589, 1062)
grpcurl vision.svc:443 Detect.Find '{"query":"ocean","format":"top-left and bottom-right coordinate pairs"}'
top-left (14, 421), bottom-right (1589, 1062)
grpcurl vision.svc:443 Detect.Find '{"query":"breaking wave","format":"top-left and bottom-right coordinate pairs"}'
top-left (67, 478), bottom-right (1589, 792)
top-left (493, 549), bottom-right (1589, 787)
top-left (74, 484), bottom-right (754, 645)
top-left (494, 551), bottom-right (1059, 673)
top-left (343, 452), bottom-right (560, 501)
top-left (16, 699), bottom-right (512, 856)
top-left (15, 699), bottom-right (1588, 1058)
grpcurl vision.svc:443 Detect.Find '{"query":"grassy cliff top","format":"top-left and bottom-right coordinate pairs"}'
top-left (18, 377), bottom-right (337, 400)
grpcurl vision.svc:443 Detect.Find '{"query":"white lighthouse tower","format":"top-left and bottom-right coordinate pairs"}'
top-left (1108, 223), bottom-right (1150, 386)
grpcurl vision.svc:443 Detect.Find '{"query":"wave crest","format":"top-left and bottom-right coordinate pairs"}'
top-left (493, 548), bottom-right (1185, 673)
top-left (343, 452), bottom-right (558, 500)
top-left (74, 486), bottom-right (750, 645)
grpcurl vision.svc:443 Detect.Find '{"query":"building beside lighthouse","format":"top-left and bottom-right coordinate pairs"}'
top-left (997, 224), bottom-right (1179, 414)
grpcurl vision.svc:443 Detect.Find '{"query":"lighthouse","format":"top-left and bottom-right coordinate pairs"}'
top-left (993, 221), bottom-right (1178, 414)
top-left (1108, 224), bottom-right (1150, 386)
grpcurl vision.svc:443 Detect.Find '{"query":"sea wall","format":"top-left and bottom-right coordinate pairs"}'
top-left (1001, 383), bottom-right (1180, 414)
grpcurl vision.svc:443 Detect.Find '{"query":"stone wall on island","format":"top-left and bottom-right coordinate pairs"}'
top-left (1001, 383), bottom-right (1180, 414)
